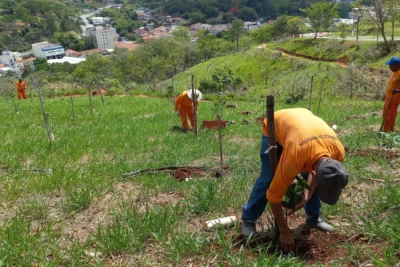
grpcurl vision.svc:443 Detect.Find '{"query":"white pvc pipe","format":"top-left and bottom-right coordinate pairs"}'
top-left (205, 216), bottom-right (237, 229)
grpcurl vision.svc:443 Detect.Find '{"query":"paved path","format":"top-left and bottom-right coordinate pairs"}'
top-left (80, 13), bottom-right (94, 36)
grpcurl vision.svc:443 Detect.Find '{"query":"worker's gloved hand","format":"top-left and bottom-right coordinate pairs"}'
top-left (175, 110), bottom-right (180, 116)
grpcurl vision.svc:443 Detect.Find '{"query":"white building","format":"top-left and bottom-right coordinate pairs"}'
top-left (47, 57), bottom-right (86, 65)
top-left (0, 51), bottom-right (36, 75)
top-left (32, 42), bottom-right (65, 60)
top-left (0, 50), bottom-right (22, 67)
top-left (91, 17), bottom-right (111, 25)
top-left (86, 26), bottom-right (115, 49)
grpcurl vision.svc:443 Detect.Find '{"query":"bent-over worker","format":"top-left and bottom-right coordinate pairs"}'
top-left (174, 89), bottom-right (202, 130)
top-left (241, 108), bottom-right (348, 252)
top-left (382, 57), bottom-right (400, 132)
top-left (16, 78), bottom-right (27, 100)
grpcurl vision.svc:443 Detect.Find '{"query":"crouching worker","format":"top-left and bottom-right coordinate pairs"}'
top-left (16, 78), bottom-right (27, 100)
top-left (241, 108), bottom-right (348, 252)
top-left (174, 89), bottom-right (202, 130)
top-left (382, 57), bottom-right (400, 132)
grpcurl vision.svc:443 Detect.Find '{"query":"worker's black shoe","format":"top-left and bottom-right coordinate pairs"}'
top-left (241, 221), bottom-right (256, 238)
top-left (306, 215), bottom-right (334, 232)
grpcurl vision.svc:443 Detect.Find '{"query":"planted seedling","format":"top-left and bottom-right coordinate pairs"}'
top-left (281, 173), bottom-right (312, 210)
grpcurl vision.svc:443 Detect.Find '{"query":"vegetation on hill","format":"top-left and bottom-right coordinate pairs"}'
top-left (0, 0), bottom-right (87, 52)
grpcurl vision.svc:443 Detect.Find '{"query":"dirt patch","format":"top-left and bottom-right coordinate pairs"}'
top-left (228, 219), bottom-right (386, 265)
top-left (226, 104), bottom-right (237, 108)
top-left (238, 111), bottom-right (253, 115)
top-left (348, 146), bottom-right (400, 160)
top-left (150, 191), bottom-right (183, 207)
top-left (60, 182), bottom-right (140, 243)
top-left (342, 111), bottom-right (380, 121)
top-left (132, 113), bottom-right (155, 120)
top-left (91, 89), bottom-right (107, 96)
top-left (172, 168), bottom-right (206, 181)
top-left (228, 137), bottom-right (257, 147)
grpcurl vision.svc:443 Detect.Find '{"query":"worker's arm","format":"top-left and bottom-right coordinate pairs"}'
top-left (270, 202), bottom-right (294, 252)
top-left (174, 94), bottom-right (184, 111)
top-left (267, 150), bottom-right (300, 252)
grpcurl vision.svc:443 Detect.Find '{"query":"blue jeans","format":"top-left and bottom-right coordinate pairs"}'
top-left (242, 135), bottom-right (321, 222)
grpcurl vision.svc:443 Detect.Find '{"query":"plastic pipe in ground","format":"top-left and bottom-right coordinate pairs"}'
top-left (205, 216), bottom-right (237, 229)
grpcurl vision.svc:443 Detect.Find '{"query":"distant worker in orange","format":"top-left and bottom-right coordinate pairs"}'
top-left (382, 57), bottom-right (400, 132)
top-left (16, 78), bottom-right (27, 100)
top-left (174, 89), bottom-right (202, 130)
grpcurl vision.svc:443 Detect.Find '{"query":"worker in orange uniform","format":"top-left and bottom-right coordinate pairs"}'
top-left (382, 57), bottom-right (400, 132)
top-left (241, 108), bottom-right (348, 252)
top-left (16, 78), bottom-right (27, 100)
top-left (174, 89), bottom-right (202, 130)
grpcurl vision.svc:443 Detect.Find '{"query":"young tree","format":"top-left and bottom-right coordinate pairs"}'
top-left (352, 0), bottom-right (365, 43)
top-left (229, 19), bottom-right (244, 52)
top-left (337, 22), bottom-right (350, 41)
top-left (300, 2), bottom-right (338, 39)
top-left (366, 0), bottom-right (391, 48)
top-left (172, 26), bottom-right (190, 41)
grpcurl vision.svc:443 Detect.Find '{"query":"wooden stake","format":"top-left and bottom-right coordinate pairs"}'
top-left (98, 89), bottom-right (105, 106)
top-left (38, 86), bottom-right (53, 141)
top-left (191, 74), bottom-right (198, 137)
top-left (217, 114), bottom-right (223, 177)
top-left (267, 95), bottom-right (278, 175)
top-left (70, 94), bottom-right (77, 128)
top-left (88, 86), bottom-right (93, 114)
top-left (308, 75), bottom-right (314, 111)
top-left (267, 95), bottom-right (280, 229)
top-left (291, 81), bottom-right (294, 108)
top-left (318, 80), bottom-right (324, 114)
top-left (171, 77), bottom-right (175, 97)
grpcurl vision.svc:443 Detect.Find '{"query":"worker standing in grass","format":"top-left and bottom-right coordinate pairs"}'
top-left (241, 108), bottom-right (348, 252)
top-left (16, 78), bottom-right (27, 100)
top-left (174, 89), bottom-right (202, 131)
top-left (382, 57), bottom-right (400, 132)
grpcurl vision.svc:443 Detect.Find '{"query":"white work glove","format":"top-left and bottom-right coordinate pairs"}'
top-left (175, 110), bottom-right (180, 116)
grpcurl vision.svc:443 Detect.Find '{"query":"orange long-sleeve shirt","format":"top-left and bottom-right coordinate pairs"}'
top-left (175, 91), bottom-right (198, 111)
top-left (16, 81), bottom-right (26, 91)
top-left (386, 70), bottom-right (400, 102)
top-left (262, 108), bottom-right (345, 204)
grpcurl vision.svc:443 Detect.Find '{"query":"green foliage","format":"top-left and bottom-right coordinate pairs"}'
top-left (281, 174), bottom-right (311, 209)
top-left (300, 2), bottom-right (338, 39)
top-left (337, 22), bottom-right (350, 40)
top-left (62, 185), bottom-right (94, 213)
top-left (378, 132), bottom-right (400, 148)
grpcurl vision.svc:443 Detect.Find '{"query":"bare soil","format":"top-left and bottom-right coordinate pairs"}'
top-left (348, 146), bottom-right (400, 160)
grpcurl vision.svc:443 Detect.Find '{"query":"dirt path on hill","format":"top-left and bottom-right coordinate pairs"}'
top-left (257, 44), bottom-right (349, 68)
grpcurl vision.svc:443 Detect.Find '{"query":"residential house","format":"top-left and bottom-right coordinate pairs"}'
top-left (0, 50), bottom-right (36, 75)
top-left (32, 41), bottom-right (65, 60)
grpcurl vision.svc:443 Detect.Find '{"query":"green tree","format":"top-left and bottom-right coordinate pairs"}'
top-left (172, 26), bottom-right (190, 41)
top-left (336, 3), bottom-right (352, 18)
top-left (352, 0), bottom-right (365, 43)
top-left (366, 0), bottom-right (391, 48)
top-left (229, 19), bottom-right (244, 52)
top-left (14, 6), bottom-right (30, 20)
top-left (1, 0), bottom-right (16, 15)
top-left (300, 2), bottom-right (338, 39)
top-left (337, 22), bottom-right (350, 40)
top-left (237, 7), bottom-right (258, 21)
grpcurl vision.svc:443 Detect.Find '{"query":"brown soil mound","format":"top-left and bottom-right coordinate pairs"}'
top-left (172, 168), bottom-right (205, 181)
top-left (91, 89), bottom-right (107, 96)
top-left (226, 105), bottom-right (237, 108)
top-left (238, 111), bottom-right (252, 115)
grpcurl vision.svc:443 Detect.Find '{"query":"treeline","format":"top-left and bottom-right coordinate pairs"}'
top-left (0, 0), bottom-right (86, 52)
top-left (23, 28), bottom-right (254, 89)
top-left (126, 0), bottom-right (352, 23)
